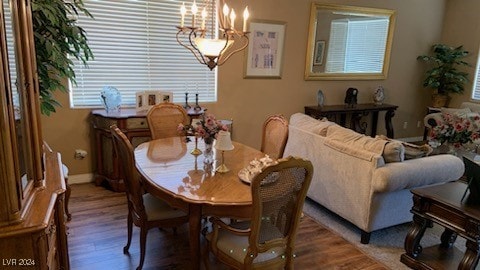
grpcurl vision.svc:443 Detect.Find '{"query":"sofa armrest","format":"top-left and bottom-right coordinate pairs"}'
top-left (372, 154), bottom-right (464, 193)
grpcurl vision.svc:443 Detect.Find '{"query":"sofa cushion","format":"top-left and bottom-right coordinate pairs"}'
top-left (326, 125), bottom-right (404, 162)
top-left (377, 135), bottom-right (432, 160)
top-left (289, 113), bottom-right (335, 136)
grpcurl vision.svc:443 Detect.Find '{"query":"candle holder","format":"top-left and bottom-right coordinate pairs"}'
top-left (184, 92), bottom-right (191, 109)
top-left (194, 93), bottom-right (201, 111)
top-left (190, 136), bottom-right (202, 156)
top-left (215, 131), bottom-right (234, 173)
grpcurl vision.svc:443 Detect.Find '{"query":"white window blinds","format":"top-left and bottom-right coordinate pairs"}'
top-left (325, 18), bottom-right (389, 73)
top-left (70, 0), bottom-right (217, 108)
top-left (3, 0), bottom-right (19, 107)
top-left (472, 60), bottom-right (480, 100)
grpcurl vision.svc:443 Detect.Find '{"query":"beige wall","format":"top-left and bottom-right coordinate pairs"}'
top-left (41, 0), bottom-right (447, 175)
top-left (441, 0), bottom-right (480, 107)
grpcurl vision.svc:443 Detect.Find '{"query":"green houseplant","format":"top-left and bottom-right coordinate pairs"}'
top-left (32, 0), bottom-right (93, 115)
top-left (417, 44), bottom-right (470, 107)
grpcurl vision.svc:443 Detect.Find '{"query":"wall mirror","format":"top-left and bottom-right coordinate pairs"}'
top-left (304, 3), bottom-right (396, 80)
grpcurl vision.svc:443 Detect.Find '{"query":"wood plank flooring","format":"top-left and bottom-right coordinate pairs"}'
top-left (67, 183), bottom-right (388, 270)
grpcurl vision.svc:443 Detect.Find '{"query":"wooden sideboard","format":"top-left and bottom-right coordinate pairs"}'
top-left (304, 103), bottom-right (398, 138)
top-left (91, 107), bottom-right (205, 191)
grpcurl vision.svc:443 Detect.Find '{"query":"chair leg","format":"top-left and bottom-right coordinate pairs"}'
top-left (124, 212), bottom-right (133, 253)
top-left (137, 227), bottom-right (148, 270)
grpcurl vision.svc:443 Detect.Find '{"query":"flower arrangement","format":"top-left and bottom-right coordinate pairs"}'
top-left (430, 113), bottom-right (480, 147)
top-left (178, 113), bottom-right (228, 144)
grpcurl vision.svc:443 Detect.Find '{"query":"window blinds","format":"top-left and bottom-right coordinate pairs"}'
top-left (472, 62), bottom-right (480, 100)
top-left (69, 0), bottom-right (217, 108)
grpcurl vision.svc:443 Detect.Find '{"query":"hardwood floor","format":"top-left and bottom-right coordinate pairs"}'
top-left (67, 183), bottom-right (388, 270)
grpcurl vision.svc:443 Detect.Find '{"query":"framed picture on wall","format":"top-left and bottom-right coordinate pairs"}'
top-left (244, 20), bottom-right (287, 79)
top-left (313, 40), bottom-right (325, 65)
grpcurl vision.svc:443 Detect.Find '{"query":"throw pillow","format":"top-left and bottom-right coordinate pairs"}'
top-left (382, 140), bottom-right (405, 162)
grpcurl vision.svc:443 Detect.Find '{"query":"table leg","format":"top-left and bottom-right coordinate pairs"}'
top-left (189, 204), bottom-right (202, 270)
top-left (458, 240), bottom-right (480, 270)
top-left (385, 109), bottom-right (396, 138)
top-left (440, 228), bottom-right (457, 249)
top-left (404, 214), bottom-right (432, 258)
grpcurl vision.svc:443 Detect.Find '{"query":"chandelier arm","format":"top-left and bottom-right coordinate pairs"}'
top-left (176, 30), bottom-right (209, 66)
top-left (217, 35), bottom-right (249, 66)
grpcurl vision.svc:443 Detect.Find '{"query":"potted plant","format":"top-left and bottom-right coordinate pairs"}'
top-left (417, 44), bottom-right (470, 107)
top-left (32, 0), bottom-right (93, 115)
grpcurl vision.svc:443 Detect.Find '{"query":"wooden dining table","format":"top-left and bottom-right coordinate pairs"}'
top-left (134, 136), bottom-right (265, 269)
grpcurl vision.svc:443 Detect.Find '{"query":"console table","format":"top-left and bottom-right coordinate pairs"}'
top-left (91, 107), bottom-right (205, 191)
top-left (304, 103), bottom-right (397, 138)
top-left (401, 181), bottom-right (480, 270)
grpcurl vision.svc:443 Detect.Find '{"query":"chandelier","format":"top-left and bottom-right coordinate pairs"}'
top-left (176, 0), bottom-right (250, 70)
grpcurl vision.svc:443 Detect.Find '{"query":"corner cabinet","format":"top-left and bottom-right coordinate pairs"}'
top-left (0, 0), bottom-right (69, 269)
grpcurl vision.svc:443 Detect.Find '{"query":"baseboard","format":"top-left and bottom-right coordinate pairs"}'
top-left (68, 173), bottom-right (94, 184)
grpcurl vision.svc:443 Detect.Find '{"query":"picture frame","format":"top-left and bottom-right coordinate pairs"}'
top-left (244, 20), bottom-right (286, 79)
top-left (313, 40), bottom-right (325, 66)
top-left (136, 90), bottom-right (173, 112)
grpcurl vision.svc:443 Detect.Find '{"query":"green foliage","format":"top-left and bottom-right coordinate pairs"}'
top-left (32, 0), bottom-right (93, 115)
top-left (417, 44), bottom-right (470, 96)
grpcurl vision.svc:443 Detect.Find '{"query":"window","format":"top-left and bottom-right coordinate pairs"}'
top-left (70, 0), bottom-right (217, 108)
top-left (325, 18), bottom-right (389, 73)
top-left (472, 56), bottom-right (480, 100)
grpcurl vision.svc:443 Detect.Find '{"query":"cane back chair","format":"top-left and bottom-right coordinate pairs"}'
top-left (110, 125), bottom-right (188, 270)
top-left (146, 102), bottom-right (189, 139)
top-left (260, 114), bottom-right (289, 159)
top-left (204, 156), bottom-right (313, 269)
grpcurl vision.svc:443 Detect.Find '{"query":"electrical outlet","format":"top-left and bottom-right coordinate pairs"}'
top-left (403, 122), bottom-right (408, 129)
top-left (74, 149), bottom-right (87, 160)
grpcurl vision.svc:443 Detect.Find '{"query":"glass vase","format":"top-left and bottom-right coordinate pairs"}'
top-left (203, 137), bottom-right (214, 164)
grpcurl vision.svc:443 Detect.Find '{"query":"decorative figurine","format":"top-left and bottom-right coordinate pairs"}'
top-left (344, 87), bottom-right (358, 108)
top-left (317, 89), bottom-right (325, 107)
top-left (373, 86), bottom-right (385, 105)
top-left (184, 92), bottom-right (191, 109)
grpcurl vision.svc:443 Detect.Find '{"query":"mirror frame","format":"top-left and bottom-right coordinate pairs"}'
top-left (304, 3), bottom-right (396, 80)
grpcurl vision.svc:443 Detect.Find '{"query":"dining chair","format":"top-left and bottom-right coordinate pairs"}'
top-left (110, 125), bottom-right (189, 270)
top-left (146, 102), bottom-right (189, 139)
top-left (260, 114), bottom-right (289, 159)
top-left (203, 156), bottom-right (313, 270)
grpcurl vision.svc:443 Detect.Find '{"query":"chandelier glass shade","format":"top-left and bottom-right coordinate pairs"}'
top-left (176, 0), bottom-right (250, 70)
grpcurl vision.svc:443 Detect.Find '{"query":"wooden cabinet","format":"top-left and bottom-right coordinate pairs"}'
top-left (92, 107), bottom-right (205, 191)
top-left (0, 0), bottom-right (69, 269)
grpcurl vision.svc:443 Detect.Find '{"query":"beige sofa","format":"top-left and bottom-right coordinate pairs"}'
top-left (283, 113), bottom-right (464, 243)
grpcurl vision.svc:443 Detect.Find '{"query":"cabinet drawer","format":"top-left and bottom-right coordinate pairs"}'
top-left (93, 115), bottom-right (118, 129)
top-left (126, 118), bottom-right (149, 129)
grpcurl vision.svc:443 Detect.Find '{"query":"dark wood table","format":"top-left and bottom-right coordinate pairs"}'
top-left (304, 103), bottom-right (397, 138)
top-left (134, 137), bottom-right (265, 270)
top-left (401, 181), bottom-right (480, 270)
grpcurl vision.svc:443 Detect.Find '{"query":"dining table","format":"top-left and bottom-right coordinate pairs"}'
top-left (134, 136), bottom-right (266, 269)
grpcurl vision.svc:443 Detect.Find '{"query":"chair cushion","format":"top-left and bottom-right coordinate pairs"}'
top-left (143, 193), bottom-right (187, 221)
top-left (206, 224), bottom-right (285, 264)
